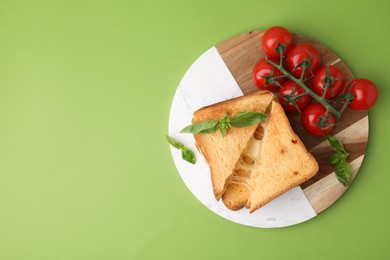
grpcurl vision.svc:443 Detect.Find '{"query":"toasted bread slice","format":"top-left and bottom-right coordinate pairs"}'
top-left (247, 101), bottom-right (319, 213)
top-left (221, 100), bottom-right (318, 212)
top-left (192, 91), bottom-right (274, 200)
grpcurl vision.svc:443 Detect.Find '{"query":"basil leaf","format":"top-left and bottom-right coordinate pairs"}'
top-left (165, 135), bottom-right (183, 149)
top-left (220, 112), bottom-right (231, 124)
top-left (327, 152), bottom-right (347, 165)
top-left (181, 111), bottom-right (266, 138)
top-left (198, 124), bottom-right (218, 133)
top-left (166, 135), bottom-right (196, 164)
top-left (326, 134), bottom-right (352, 186)
top-left (180, 120), bottom-right (219, 134)
top-left (220, 125), bottom-right (227, 137)
top-left (344, 162), bottom-right (352, 185)
top-left (334, 161), bottom-right (352, 187)
top-left (327, 153), bottom-right (341, 165)
top-left (218, 113), bottom-right (230, 137)
top-left (230, 112), bottom-right (267, 128)
top-left (181, 147), bottom-right (196, 164)
top-left (326, 134), bottom-right (345, 153)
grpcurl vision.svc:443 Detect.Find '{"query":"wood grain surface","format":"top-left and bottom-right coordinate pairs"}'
top-left (215, 30), bottom-right (368, 214)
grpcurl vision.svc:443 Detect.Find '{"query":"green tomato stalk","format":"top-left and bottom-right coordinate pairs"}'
top-left (266, 56), bottom-right (352, 120)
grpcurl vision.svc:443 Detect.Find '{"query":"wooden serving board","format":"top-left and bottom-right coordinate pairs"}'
top-left (216, 30), bottom-right (368, 214)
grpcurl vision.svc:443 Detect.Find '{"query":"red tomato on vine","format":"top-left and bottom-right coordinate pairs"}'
top-left (312, 65), bottom-right (345, 98)
top-left (252, 58), bottom-right (285, 90)
top-left (286, 43), bottom-right (321, 79)
top-left (261, 26), bottom-right (294, 58)
top-left (346, 78), bottom-right (378, 111)
top-left (301, 103), bottom-right (335, 136)
top-left (277, 80), bottom-right (311, 113)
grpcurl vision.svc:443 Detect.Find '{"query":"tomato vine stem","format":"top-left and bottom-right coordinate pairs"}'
top-left (266, 58), bottom-right (343, 118)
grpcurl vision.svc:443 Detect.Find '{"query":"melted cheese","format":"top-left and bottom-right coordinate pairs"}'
top-left (225, 121), bottom-right (269, 190)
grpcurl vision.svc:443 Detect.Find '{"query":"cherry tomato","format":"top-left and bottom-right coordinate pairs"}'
top-left (261, 26), bottom-right (294, 58)
top-left (277, 80), bottom-right (311, 113)
top-left (286, 43), bottom-right (321, 79)
top-left (345, 78), bottom-right (378, 111)
top-left (252, 57), bottom-right (285, 91)
top-left (312, 65), bottom-right (345, 98)
top-left (301, 103), bottom-right (335, 136)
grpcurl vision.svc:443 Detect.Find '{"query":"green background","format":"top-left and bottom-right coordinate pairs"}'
top-left (0, 0), bottom-right (389, 259)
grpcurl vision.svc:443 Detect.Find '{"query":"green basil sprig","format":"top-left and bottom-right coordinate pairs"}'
top-left (180, 111), bottom-right (267, 137)
top-left (326, 134), bottom-right (352, 186)
top-left (166, 135), bottom-right (196, 164)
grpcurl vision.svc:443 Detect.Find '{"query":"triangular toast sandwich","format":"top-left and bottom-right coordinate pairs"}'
top-left (192, 91), bottom-right (319, 213)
